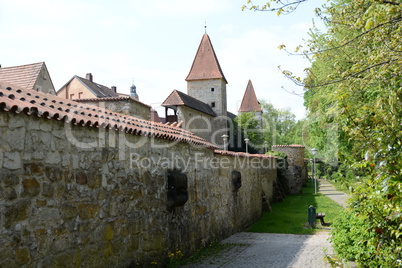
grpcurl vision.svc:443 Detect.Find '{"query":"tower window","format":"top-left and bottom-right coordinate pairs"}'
top-left (211, 102), bottom-right (215, 108)
top-left (211, 88), bottom-right (215, 92)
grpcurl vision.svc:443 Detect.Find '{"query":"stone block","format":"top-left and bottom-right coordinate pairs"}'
top-left (3, 173), bottom-right (20, 186)
top-left (4, 127), bottom-right (26, 151)
top-left (142, 231), bottom-right (164, 251)
top-left (27, 117), bottom-right (40, 130)
top-left (77, 203), bottom-right (100, 220)
top-left (38, 208), bottom-right (61, 224)
top-left (0, 113), bottom-right (8, 126)
top-left (45, 151), bottom-right (61, 165)
top-left (5, 199), bottom-right (30, 228)
top-left (5, 186), bottom-right (17, 200)
top-left (39, 121), bottom-right (52, 132)
top-left (8, 117), bottom-right (25, 130)
top-left (22, 178), bottom-right (40, 197)
top-left (60, 203), bottom-right (77, 221)
top-left (75, 173), bottom-right (88, 185)
top-left (24, 163), bottom-right (45, 174)
top-left (3, 151), bottom-right (22, 170)
top-left (125, 234), bottom-right (140, 252)
top-left (45, 166), bottom-right (60, 182)
top-left (61, 153), bottom-right (70, 167)
top-left (15, 247), bottom-right (31, 264)
top-left (72, 154), bottom-right (79, 169)
top-left (88, 174), bottom-right (102, 188)
top-left (42, 182), bottom-right (54, 197)
top-left (32, 150), bottom-right (45, 160)
top-left (105, 224), bottom-right (114, 240)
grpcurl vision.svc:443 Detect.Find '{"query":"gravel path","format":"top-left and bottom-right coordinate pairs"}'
top-left (183, 180), bottom-right (348, 268)
top-left (184, 231), bottom-right (333, 268)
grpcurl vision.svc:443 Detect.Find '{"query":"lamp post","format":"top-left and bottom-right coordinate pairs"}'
top-left (222, 134), bottom-right (229, 151)
top-left (264, 141), bottom-right (268, 154)
top-left (310, 159), bottom-right (313, 180)
top-left (311, 148), bottom-right (318, 194)
top-left (244, 138), bottom-right (250, 153)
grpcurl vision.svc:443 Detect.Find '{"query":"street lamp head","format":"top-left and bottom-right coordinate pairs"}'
top-left (221, 134), bottom-right (229, 142)
top-left (244, 138), bottom-right (250, 144)
top-left (311, 148), bottom-right (318, 155)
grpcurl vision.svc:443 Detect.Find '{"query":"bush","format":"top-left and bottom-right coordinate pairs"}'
top-left (331, 182), bottom-right (402, 267)
top-left (330, 210), bottom-right (376, 263)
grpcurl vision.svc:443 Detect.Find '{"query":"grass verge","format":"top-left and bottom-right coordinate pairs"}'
top-left (247, 179), bottom-right (344, 234)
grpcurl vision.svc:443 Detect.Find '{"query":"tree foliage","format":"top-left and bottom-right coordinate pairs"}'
top-left (234, 101), bottom-right (302, 153)
top-left (303, 0), bottom-right (402, 266)
top-left (259, 100), bottom-right (303, 147)
top-left (242, 0), bottom-right (309, 15)
top-left (234, 112), bottom-right (263, 152)
top-left (244, 0), bottom-right (402, 265)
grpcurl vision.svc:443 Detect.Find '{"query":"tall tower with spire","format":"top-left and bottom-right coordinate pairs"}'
top-left (185, 34), bottom-right (228, 119)
top-left (239, 79), bottom-right (263, 127)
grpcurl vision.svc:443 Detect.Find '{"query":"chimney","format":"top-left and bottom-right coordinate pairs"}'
top-left (86, 73), bottom-right (93, 82)
top-left (111, 86), bottom-right (117, 92)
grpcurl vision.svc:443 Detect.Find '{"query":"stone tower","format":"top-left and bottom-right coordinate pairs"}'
top-left (185, 34), bottom-right (227, 119)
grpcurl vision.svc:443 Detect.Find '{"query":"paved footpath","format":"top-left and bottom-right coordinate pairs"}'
top-left (184, 180), bottom-right (348, 268)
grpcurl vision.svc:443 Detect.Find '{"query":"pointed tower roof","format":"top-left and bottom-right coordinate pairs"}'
top-left (185, 34), bottom-right (227, 83)
top-left (238, 80), bottom-right (262, 112)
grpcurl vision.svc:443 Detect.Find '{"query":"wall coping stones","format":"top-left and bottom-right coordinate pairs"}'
top-left (214, 150), bottom-right (277, 159)
top-left (271, 144), bottom-right (305, 148)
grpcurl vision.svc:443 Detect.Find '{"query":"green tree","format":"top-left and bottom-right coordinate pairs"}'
top-left (303, 1), bottom-right (402, 266)
top-left (260, 99), bottom-right (301, 147)
top-left (244, 0), bottom-right (402, 265)
top-left (234, 112), bottom-right (263, 152)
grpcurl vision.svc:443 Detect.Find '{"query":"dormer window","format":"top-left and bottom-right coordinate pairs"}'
top-left (211, 102), bottom-right (215, 108)
top-left (211, 88), bottom-right (215, 92)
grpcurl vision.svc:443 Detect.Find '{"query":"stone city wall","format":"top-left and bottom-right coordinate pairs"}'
top-left (271, 145), bottom-right (306, 194)
top-left (0, 110), bottom-right (276, 267)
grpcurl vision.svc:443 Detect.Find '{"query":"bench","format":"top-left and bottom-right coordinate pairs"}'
top-left (315, 212), bottom-right (326, 225)
top-left (308, 206), bottom-right (329, 227)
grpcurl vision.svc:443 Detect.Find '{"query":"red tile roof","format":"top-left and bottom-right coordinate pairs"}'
top-left (185, 34), bottom-right (227, 83)
top-left (238, 80), bottom-right (262, 112)
top-left (0, 62), bottom-right (44, 90)
top-left (162, 90), bottom-right (216, 116)
top-left (0, 81), bottom-right (215, 149)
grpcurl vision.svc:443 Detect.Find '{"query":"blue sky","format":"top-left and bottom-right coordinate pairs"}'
top-left (0, 0), bottom-right (324, 119)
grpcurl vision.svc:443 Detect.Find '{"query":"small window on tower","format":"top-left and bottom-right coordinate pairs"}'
top-left (211, 88), bottom-right (215, 92)
top-left (211, 102), bottom-right (215, 108)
